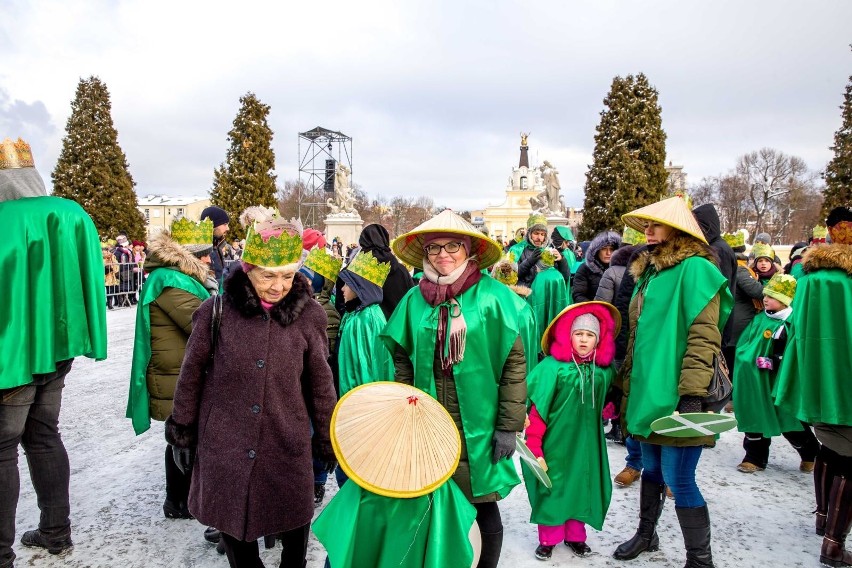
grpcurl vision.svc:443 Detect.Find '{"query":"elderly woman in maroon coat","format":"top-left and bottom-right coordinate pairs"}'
top-left (166, 218), bottom-right (337, 568)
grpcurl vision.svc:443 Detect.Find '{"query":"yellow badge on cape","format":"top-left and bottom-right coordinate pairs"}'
top-left (763, 329), bottom-right (773, 339)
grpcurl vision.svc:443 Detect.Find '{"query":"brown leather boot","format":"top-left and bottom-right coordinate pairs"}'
top-left (815, 456), bottom-right (833, 536)
top-left (820, 476), bottom-right (852, 567)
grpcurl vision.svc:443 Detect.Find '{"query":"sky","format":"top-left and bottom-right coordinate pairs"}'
top-left (1, 0), bottom-right (850, 212)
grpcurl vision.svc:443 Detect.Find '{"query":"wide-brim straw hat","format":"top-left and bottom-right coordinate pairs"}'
top-left (540, 301), bottom-right (622, 355)
top-left (621, 196), bottom-right (707, 244)
top-left (391, 210), bottom-right (503, 269)
top-left (331, 382), bottom-right (462, 499)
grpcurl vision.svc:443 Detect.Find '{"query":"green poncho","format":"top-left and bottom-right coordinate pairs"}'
top-left (127, 268), bottom-right (209, 435)
top-left (338, 303), bottom-right (393, 395)
top-left (0, 196), bottom-right (107, 389)
top-left (313, 479), bottom-right (476, 568)
top-left (382, 278), bottom-right (524, 499)
top-left (774, 254), bottom-right (852, 425)
top-left (523, 357), bottom-right (613, 529)
top-left (627, 256), bottom-right (733, 437)
top-left (733, 312), bottom-right (802, 436)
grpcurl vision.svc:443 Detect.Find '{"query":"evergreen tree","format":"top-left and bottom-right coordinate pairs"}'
top-left (210, 92), bottom-right (278, 241)
top-left (580, 73), bottom-right (668, 239)
top-left (822, 72), bottom-right (852, 218)
top-left (52, 76), bottom-right (145, 240)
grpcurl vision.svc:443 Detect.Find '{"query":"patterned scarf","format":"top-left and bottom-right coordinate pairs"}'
top-left (419, 259), bottom-right (481, 370)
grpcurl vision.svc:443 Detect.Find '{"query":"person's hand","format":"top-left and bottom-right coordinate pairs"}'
top-left (312, 438), bottom-right (337, 473)
top-left (676, 396), bottom-right (703, 414)
top-left (321, 459), bottom-right (337, 474)
top-left (172, 446), bottom-right (195, 475)
top-left (552, 249), bottom-right (563, 262)
top-left (491, 430), bottom-right (517, 464)
top-left (536, 456), bottom-right (549, 472)
top-left (524, 415), bottom-right (531, 430)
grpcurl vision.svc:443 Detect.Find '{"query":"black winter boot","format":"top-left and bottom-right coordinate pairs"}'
top-left (816, 455), bottom-right (834, 536)
top-left (478, 529), bottom-right (504, 568)
top-left (613, 480), bottom-right (666, 560)
top-left (820, 476), bottom-right (852, 567)
top-left (676, 505), bottom-right (714, 567)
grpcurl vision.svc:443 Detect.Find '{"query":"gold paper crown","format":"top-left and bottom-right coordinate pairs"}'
top-left (751, 243), bottom-right (775, 261)
top-left (763, 273), bottom-right (797, 306)
top-left (527, 213), bottom-right (548, 229)
top-left (0, 138), bottom-right (35, 169)
top-left (344, 250), bottom-right (391, 287)
top-left (170, 217), bottom-right (213, 246)
top-left (813, 225), bottom-right (829, 240)
top-left (242, 219), bottom-right (303, 268)
top-left (303, 248), bottom-right (342, 282)
top-left (722, 230), bottom-right (746, 248)
top-left (622, 226), bottom-right (647, 245)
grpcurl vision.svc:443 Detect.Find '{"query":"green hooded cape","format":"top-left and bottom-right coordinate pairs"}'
top-left (313, 479), bottom-right (476, 568)
top-left (0, 196), bottom-right (107, 389)
top-left (382, 277), bottom-right (524, 499)
top-left (523, 357), bottom-right (614, 529)
top-left (127, 268), bottom-right (209, 435)
top-left (627, 256), bottom-right (733, 437)
top-left (339, 303), bottom-right (393, 395)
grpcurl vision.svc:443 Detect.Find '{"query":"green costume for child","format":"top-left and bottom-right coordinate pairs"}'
top-left (338, 303), bottom-right (393, 395)
top-left (523, 357), bottom-right (614, 529)
top-left (733, 312), bottom-right (802, 437)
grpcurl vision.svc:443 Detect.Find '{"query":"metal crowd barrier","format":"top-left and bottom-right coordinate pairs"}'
top-left (103, 261), bottom-right (146, 308)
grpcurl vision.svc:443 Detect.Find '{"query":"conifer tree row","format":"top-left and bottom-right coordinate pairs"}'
top-left (210, 92), bottom-right (278, 241)
top-left (581, 73), bottom-right (668, 239)
top-left (52, 76), bottom-right (145, 240)
top-left (822, 71), bottom-right (852, 218)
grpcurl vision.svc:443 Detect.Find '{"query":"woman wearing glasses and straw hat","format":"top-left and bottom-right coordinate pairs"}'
top-left (613, 196), bottom-right (732, 568)
top-left (382, 210), bottom-right (528, 568)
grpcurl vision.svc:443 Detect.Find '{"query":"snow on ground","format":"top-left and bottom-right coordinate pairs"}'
top-left (13, 307), bottom-right (822, 567)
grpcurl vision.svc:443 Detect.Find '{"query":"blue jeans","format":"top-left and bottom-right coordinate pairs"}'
top-left (0, 360), bottom-right (73, 567)
top-left (639, 442), bottom-right (705, 508)
top-left (625, 435), bottom-right (643, 471)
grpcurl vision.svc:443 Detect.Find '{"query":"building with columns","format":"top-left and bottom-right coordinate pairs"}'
top-left (136, 195), bottom-right (211, 238)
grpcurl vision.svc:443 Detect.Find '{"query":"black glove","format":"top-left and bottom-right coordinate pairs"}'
top-left (312, 438), bottom-right (337, 473)
top-left (518, 249), bottom-right (542, 275)
top-left (677, 395), bottom-right (703, 414)
top-left (172, 445), bottom-right (195, 475)
top-left (491, 430), bottom-right (517, 464)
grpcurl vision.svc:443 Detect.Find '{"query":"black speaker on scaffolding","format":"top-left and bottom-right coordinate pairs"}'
top-left (324, 159), bottom-right (336, 192)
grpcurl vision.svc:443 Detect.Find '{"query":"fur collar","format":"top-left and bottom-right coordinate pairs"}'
top-left (224, 266), bottom-right (313, 327)
top-left (803, 243), bottom-right (852, 276)
top-left (629, 233), bottom-right (718, 279)
top-left (145, 231), bottom-right (211, 284)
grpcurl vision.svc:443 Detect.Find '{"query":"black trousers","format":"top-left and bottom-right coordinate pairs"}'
top-left (221, 525), bottom-right (309, 568)
top-left (163, 445), bottom-right (191, 504)
top-left (743, 422), bottom-right (819, 468)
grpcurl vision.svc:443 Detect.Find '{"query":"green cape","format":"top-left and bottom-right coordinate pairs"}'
top-left (0, 196), bottom-right (107, 388)
top-left (527, 268), bottom-right (570, 349)
top-left (382, 278), bottom-right (524, 499)
top-left (338, 303), bottom-right (393, 395)
top-left (774, 267), bottom-right (852, 425)
top-left (518, 301), bottom-right (539, 375)
top-left (313, 479), bottom-right (476, 568)
top-left (127, 268), bottom-right (209, 435)
top-left (627, 256), bottom-right (733, 437)
top-left (523, 357), bottom-right (613, 529)
top-left (733, 312), bottom-right (802, 436)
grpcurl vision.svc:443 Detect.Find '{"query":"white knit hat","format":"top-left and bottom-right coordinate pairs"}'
top-left (571, 313), bottom-right (600, 338)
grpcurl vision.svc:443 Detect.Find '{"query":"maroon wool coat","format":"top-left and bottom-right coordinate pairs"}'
top-left (167, 268), bottom-right (337, 541)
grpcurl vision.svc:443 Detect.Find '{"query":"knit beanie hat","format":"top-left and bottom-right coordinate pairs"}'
top-left (200, 206), bottom-right (229, 227)
top-left (754, 233), bottom-right (772, 245)
top-left (571, 313), bottom-right (600, 339)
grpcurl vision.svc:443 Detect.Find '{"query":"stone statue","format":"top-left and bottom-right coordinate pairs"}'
top-left (327, 164), bottom-right (358, 216)
top-left (529, 160), bottom-right (564, 215)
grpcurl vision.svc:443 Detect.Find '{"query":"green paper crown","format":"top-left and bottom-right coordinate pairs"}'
top-left (303, 248), bottom-right (342, 282)
top-left (491, 257), bottom-right (518, 286)
top-left (527, 213), bottom-right (548, 229)
top-left (242, 222), bottom-right (303, 268)
top-left (722, 230), bottom-right (746, 248)
top-left (751, 243), bottom-right (774, 261)
top-left (345, 250), bottom-right (391, 287)
top-left (763, 273), bottom-right (797, 306)
top-left (813, 225), bottom-right (828, 240)
top-left (171, 217), bottom-right (213, 246)
top-left (622, 226), bottom-right (647, 245)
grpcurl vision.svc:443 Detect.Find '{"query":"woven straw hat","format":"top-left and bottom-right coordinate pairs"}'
top-left (621, 196), bottom-right (707, 244)
top-left (540, 301), bottom-right (622, 355)
top-left (331, 382), bottom-right (462, 498)
top-left (392, 210), bottom-right (503, 269)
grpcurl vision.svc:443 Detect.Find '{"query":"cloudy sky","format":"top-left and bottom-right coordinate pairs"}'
top-left (2, 0), bottom-right (850, 211)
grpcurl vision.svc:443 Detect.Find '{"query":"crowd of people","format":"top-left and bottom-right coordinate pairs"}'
top-left (3, 136), bottom-right (852, 568)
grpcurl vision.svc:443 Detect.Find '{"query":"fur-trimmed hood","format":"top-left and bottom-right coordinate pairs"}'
top-left (509, 284), bottom-right (532, 297)
top-left (223, 265), bottom-right (314, 327)
top-left (144, 231), bottom-right (211, 284)
top-left (584, 230), bottom-right (622, 274)
top-left (609, 244), bottom-right (637, 268)
top-left (629, 233), bottom-right (719, 279)
top-left (803, 243), bottom-right (852, 276)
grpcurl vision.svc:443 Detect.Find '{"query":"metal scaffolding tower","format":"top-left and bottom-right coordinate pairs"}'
top-left (297, 127), bottom-right (353, 228)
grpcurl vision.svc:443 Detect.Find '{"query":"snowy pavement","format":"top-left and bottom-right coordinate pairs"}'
top-left (13, 307), bottom-right (822, 567)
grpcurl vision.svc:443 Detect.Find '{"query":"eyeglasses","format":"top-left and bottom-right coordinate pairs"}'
top-left (424, 242), bottom-right (463, 256)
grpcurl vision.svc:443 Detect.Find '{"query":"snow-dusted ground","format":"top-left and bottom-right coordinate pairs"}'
top-left (13, 307), bottom-right (822, 567)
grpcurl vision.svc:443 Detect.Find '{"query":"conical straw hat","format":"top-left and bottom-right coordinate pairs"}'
top-left (621, 196), bottom-right (707, 244)
top-left (391, 210), bottom-right (503, 269)
top-left (331, 382), bottom-right (461, 498)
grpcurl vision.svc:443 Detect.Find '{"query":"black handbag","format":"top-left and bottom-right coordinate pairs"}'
top-left (702, 353), bottom-right (732, 413)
